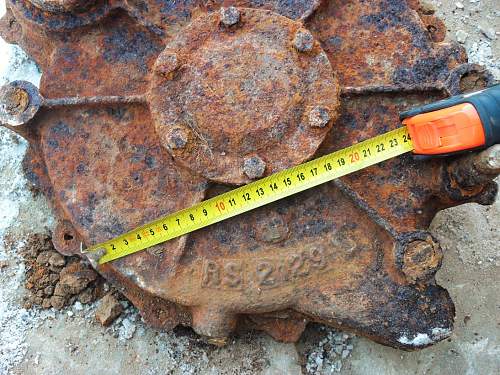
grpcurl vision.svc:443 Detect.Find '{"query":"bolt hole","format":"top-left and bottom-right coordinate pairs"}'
top-left (63, 233), bottom-right (74, 241)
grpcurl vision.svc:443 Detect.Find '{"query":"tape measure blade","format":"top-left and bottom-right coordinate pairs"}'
top-left (94, 126), bottom-right (413, 263)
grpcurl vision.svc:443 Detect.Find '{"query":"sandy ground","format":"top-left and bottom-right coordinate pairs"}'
top-left (0, 1), bottom-right (498, 374)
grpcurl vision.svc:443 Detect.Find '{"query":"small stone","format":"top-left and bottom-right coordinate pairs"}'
top-left (50, 295), bottom-right (66, 309)
top-left (44, 286), bottom-right (54, 296)
top-left (455, 2), bottom-right (464, 9)
top-left (36, 251), bottom-right (54, 265)
top-left (58, 262), bottom-right (98, 295)
top-left (53, 282), bottom-right (71, 297)
top-left (456, 30), bottom-right (468, 43)
top-left (67, 310), bottom-right (74, 317)
top-left (478, 25), bottom-right (496, 40)
top-left (49, 273), bottom-right (59, 283)
top-left (309, 106), bottom-right (331, 128)
top-left (78, 287), bottom-right (95, 304)
top-left (220, 6), bottom-right (240, 27)
top-left (0, 260), bottom-right (8, 269)
top-left (48, 252), bottom-right (65, 267)
top-left (419, 1), bottom-right (435, 15)
top-left (73, 301), bottom-right (83, 311)
top-left (342, 349), bottom-right (350, 359)
top-left (119, 317), bottom-right (137, 340)
top-left (95, 294), bottom-right (123, 326)
top-left (42, 298), bottom-right (52, 309)
top-left (243, 156), bottom-right (266, 179)
top-left (293, 29), bottom-right (314, 52)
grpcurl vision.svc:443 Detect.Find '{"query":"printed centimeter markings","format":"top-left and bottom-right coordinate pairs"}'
top-left (95, 127), bottom-right (413, 263)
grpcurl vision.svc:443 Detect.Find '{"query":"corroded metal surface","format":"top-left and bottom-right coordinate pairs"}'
top-left (1, 0), bottom-right (498, 350)
top-left (148, 8), bottom-right (340, 184)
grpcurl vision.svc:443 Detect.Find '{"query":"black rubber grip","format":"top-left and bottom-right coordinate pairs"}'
top-left (400, 84), bottom-right (500, 147)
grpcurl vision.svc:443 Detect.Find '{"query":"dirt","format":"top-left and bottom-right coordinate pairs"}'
top-left (0, 0), bottom-right (498, 374)
top-left (14, 234), bottom-right (104, 310)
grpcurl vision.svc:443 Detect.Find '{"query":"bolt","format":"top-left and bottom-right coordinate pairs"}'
top-left (155, 52), bottom-right (179, 79)
top-left (166, 126), bottom-right (189, 150)
top-left (448, 144), bottom-right (500, 190)
top-left (475, 144), bottom-right (500, 174)
top-left (293, 29), bottom-right (314, 52)
top-left (402, 239), bottom-right (442, 283)
top-left (243, 156), bottom-right (266, 179)
top-left (220, 6), bottom-right (240, 27)
top-left (0, 85), bottom-right (29, 116)
top-left (308, 106), bottom-right (331, 128)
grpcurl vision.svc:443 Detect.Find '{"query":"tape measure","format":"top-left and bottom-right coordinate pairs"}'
top-left (85, 84), bottom-right (500, 264)
top-left (86, 127), bottom-right (413, 263)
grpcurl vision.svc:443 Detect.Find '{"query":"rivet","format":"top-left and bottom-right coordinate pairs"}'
top-left (293, 29), bottom-right (314, 52)
top-left (220, 7), bottom-right (240, 27)
top-left (167, 126), bottom-right (189, 150)
top-left (243, 156), bottom-right (266, 179)
top-left (155, 52), bottom-right (179, 78)
top-left (308, 106), bottom-right (331, 128)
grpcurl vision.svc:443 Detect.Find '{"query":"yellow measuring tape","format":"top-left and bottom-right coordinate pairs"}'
top-left (86, 127), bottom-right (413, 264)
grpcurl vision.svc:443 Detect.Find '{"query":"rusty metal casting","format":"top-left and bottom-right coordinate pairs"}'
top-left (1, 0), bottom-right (498, 349)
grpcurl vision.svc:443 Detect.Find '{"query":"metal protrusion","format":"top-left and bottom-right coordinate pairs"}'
top-left (85, 247), bottom-right (106, 268)
top-left (475, 144), bottom-right (500, 174)
top-left (449, 145), bottom-right (500, 189)
top-left (0, 81), bottom-right (42, 126)
top-left (220, 7), bottom-right (240, 27)
top-left (308, 106), bottom-right (331, 128)
top-left (243, 156), bottom-right (266, 179)
top-left (155, 52), bottom-right (179, 79)
top-left (401, 239), bottom-right (442, 283)
top-left (293, 29), bottom-right (314, 52)
top-left (167, 126), bottom-right (189, 150)
top-left (29, 0), bottom-right (95, 13)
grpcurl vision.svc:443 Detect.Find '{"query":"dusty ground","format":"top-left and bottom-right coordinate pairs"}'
top-left (0, 1), bottom-right (498, 374)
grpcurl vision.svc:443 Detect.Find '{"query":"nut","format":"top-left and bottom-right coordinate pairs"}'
top-left (243, 156), bottom-right (266, 179)
top-left (308, 106), bottom-right (331, 128)
top-left (220, 7), bottom-right (240, 27)
top-left (293, 29), bottom-right (314, 52)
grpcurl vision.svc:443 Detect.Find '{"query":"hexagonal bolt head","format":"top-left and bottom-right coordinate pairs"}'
top-left (243, 156), bottom-right (266, 179)
top-left (0, 86), bottom-right (29, 116)
top-left (308, 106), bottom-right (331, 128)
top-left (0, 81), bottom-right (42, 127)
top-left (220, 6), bottom-right (240, 27)
top-left (155, 52), bottom-right (179, 79)
top-left (166, 126), bottom-right (189, 150)
top-left (293, 29), bottom-right (314, 52)
top-left (402, 239), bottom-right (442, 283)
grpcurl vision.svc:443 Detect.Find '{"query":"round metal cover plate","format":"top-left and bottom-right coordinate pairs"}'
top-left (148, 7), bottom-right (340, 185)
